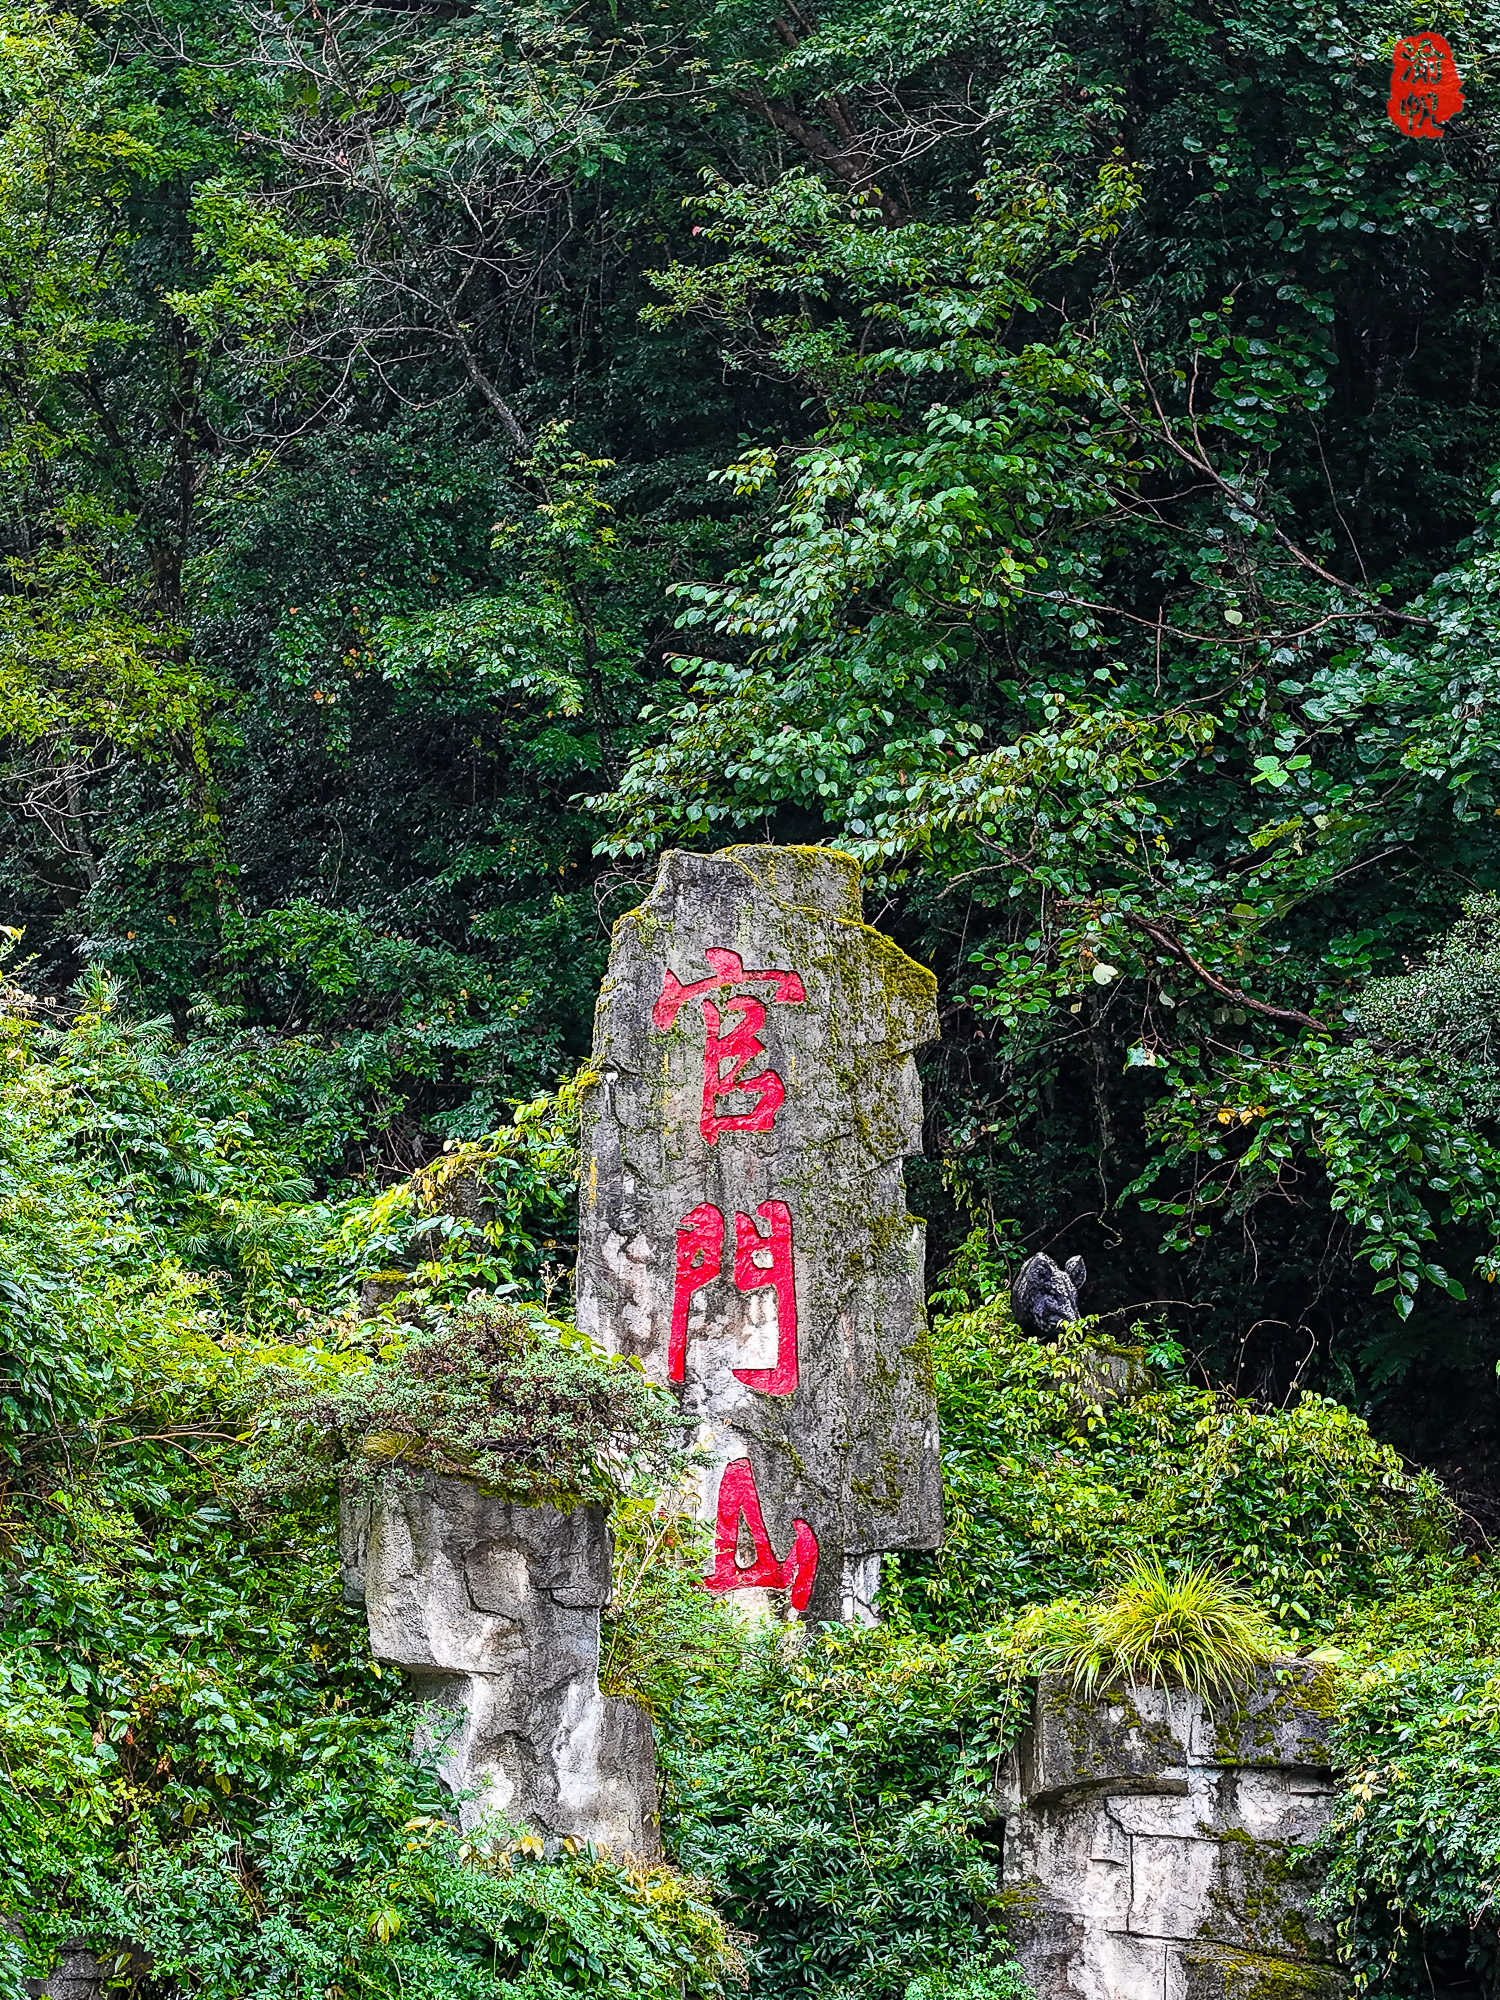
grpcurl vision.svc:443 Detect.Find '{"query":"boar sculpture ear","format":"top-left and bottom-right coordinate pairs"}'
top-left (1064, 1255), bottom-right (1087, 1290)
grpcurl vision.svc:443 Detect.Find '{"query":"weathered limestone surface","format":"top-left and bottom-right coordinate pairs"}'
top-left (576, 845), bottom-right (941, 1622)
top-left (24, 1950), bottom-right (105, 2000)
top-left (20, 1943), bottom-right (149, 1999)
top-left (999, 1667), bottom-right (1344, 2000)
top-left (341, 1475), bottom-right (660, 1857)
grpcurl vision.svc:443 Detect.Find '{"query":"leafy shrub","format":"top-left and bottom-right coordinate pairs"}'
top-left (208, 898), bottom-right (589, 1140)
top-left (599, 1494), bottom-right (744, 1719)
top-left (0, 1326), bottom-right (723, 1999)
top-left (43, 989), bottom-right (594, 1337)
top-left (903, 1966), bottom-right (1031, 2000)
top-left (1132, 1032), bottom-right (1500, 1326)
top-left (1023, 1554), bottom-right (1278, 1697)
top-left (316, 1071), bottom-right (594, 1332)
top-left (76, 1799), bottom-right (742, 2000)
top-left (885, 1263), bottom-right (1452, 1642)
top-left (0, 1001), bottom-right (725, 1996)
top-left (0, 989), bottom-right (218, 1459)
top-left (1362, 891), bottom-right (1500, 1122)
top-left (662, 1621), bottom-right (1029, 2000)
top-left (245, 1297), bottom-right (686, 1506)
top-left (1320, 1644), bottom-right (1500, 2000)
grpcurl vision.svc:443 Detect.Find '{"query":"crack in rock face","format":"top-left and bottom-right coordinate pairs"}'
top-left (577, 844), bottom-right (943, 1625)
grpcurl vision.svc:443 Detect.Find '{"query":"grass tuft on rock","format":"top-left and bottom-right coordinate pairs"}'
top-left (1025, 1554), bottom-right (1279, 1698)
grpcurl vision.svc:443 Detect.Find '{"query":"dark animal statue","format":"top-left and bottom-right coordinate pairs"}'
top-left (1010, 1252), bottom-right (1087, 1338)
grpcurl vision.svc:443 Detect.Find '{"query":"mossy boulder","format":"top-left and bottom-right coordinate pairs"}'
top-left (1001, 1667), bottom-right (1343, 2000)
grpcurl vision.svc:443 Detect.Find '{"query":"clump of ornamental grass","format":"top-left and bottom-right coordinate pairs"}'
top-left (1022, 1554), bottom-right (1279, 1698)
top-left (241, 1298), bottom-right (687, 1508)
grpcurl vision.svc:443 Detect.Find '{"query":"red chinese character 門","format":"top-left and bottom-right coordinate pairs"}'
top-left (704, 1457), bottom-right (818, 1611)
top-left (653, 948), bottom-right (806, 1143)
top-left (669, 1200), bottom-right (798, 1394)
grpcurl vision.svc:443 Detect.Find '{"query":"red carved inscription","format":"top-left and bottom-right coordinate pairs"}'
top-left (1387, 32), bottom-right (1463, 136)
top-left (732, 1201), bottom-right (798, 1395)
top-left (652, 948), bottom-right (806, 1144)
top-left (699, 996), bottom-right (783, 1142)
top-left (670, 1204), bottom-right (723, 1384)
top-left (667, 1200), bottom-right (799, 1393)
top-left (704, 1456), bottom-right (818, 1611)
top-left (652, 948), bottom-right (806, 1029)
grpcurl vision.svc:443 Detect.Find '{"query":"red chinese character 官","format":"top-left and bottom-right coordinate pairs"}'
top-left (652, 948), bottom-right (806, 1144)
top-left (667, 1200), bottom-right (799, 1394)
top-left (703, 1457), bottom-right (818, 1611)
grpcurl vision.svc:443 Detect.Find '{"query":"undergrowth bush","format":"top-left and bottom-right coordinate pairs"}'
top-left (244, 1297), bottom-right (686, 1506)
top-left (660, 1622), bottom-right (1030, 2000)
top-left (599, 1494), bottom-right (744, 1718)
top-left (1320, 1639), bottom-right (1500, 2000)
top-left (78, 1800), bottom-right (742, 2000)
top-left (590, 1484), bottom-right (1035, 2000)
top-left (885, 1243), bottom-right (1453, 1642)
top-left (2, 1363), bottom-right (733, 2000)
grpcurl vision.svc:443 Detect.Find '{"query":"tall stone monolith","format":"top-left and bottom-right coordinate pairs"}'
top-left (577, 845), bottom-right (942, 1623)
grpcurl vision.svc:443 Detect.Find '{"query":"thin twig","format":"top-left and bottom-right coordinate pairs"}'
top-left (1123, 912), bottom-right (1329, 1032)
top-left (1126, 333), bottom-right (1430, 629)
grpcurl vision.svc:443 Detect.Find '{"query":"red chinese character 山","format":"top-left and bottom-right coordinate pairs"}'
top-left (653, 948), bottom-right (806, 1143)
top-left (668, 1200), bottom-right (798, 1394)
top-left (704, 1457), bottom-right (819, 1612)
top-left (1387, 32), bottom-right (1463, 136)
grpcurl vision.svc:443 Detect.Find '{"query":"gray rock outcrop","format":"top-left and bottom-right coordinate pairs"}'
top-left (24, 1949), bottom-right (106, 2000)
top-left (997, 1666), bottom-right (1343, 2000)
top-left (577, 844), bottom-right (942, 1622)
top-left (341, 1476), bottom-right (659, 1857)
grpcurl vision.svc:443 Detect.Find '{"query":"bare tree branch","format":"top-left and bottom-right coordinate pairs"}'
top-left (1123, 910), bottom-right (1329, 1032)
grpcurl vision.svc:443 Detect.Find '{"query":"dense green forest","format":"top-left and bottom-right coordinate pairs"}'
top-left (10, 0), bottom-right (1500, 1991)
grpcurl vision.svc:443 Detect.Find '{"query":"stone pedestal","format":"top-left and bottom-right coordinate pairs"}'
top-left (341, 1475), bottom-right (660, 1857)
top-left (577, 844), bottom-right (941, 1623)
top-left (998, 1667), bottom-right (1344, 2000)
